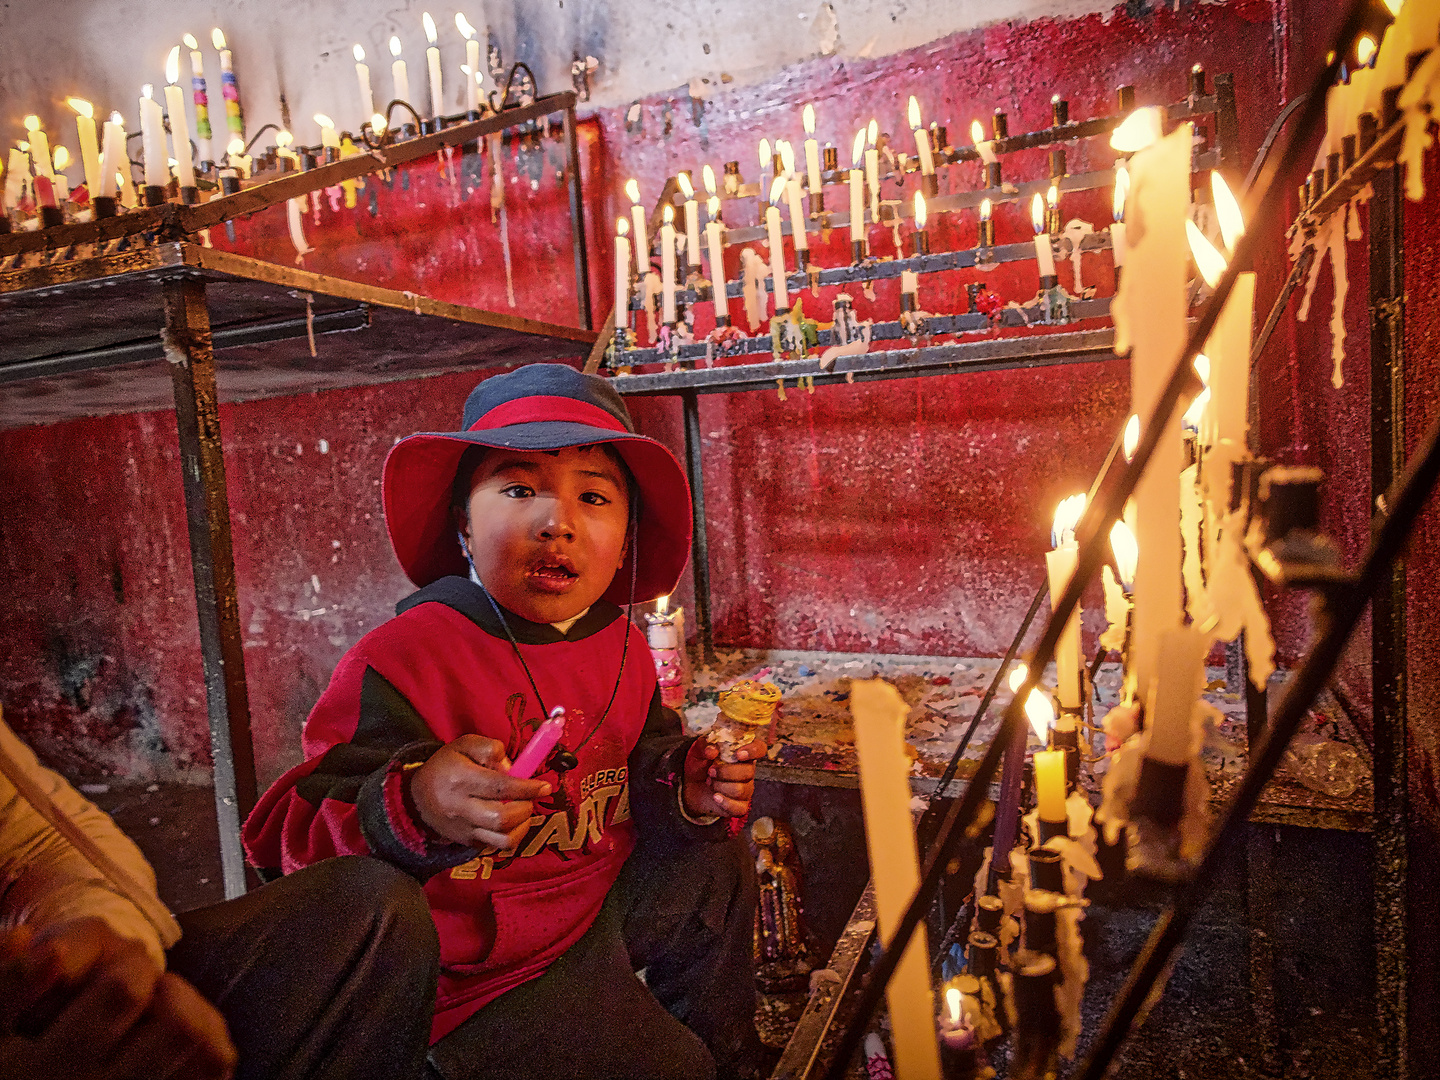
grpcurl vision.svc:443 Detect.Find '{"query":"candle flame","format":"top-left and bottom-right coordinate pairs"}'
top-left (980, 197), bottom-right (992, 221)
top-left (390, 35), bottom-right (403, 57)
top-left (314, 113), bottom-right (335, 129)
top-left (23, 115), bottom-right (40, 133)
top-left (227, 137), bottom-right (245, 156)
top-left (184, 32), bottom-right (199, 49)
top-left (1194, 353), bottom-right (1210, 385)
top-left (1031, 192), bottom-right (1046, 235)
top-left (1009, 663), bottom-right (1028, 693)
top-left (946, 987), bottom-right (961, 1025)
top-left (166, 45), bottom-right (181, 85)
top-left (372, 112), bottom-right (388, 131)
top-left (276, 129), bottom-right (294, 147)
top-left (1123, 413), bottom-right (1139, 461)
top-left (212, 28), bottom-right (226, 50)
top-left (657, 594), bottom-right (669, 614)
top-left (662, 203), bottom-right (674, 224)
top-left (1110, 521), bottom-right (1138, 590)
top-left (16, 142), bottom-right (27, 153)
top-left (52, 146), bottom-right (70, 171)
top-left (1186, 219), bottom-right (1227, 289)
top-left (1211, 171), bottom-right (1245, 254)
top-left (759, 138), bottom-right (770, 169)
top-left (1357, 35), bottom-right (1377, 66)
top-left (867, 118), bottom-right (877, 146)
top-left (625, 178), bottom-right (640, 204)
top-left (617, 216), bottom-right (629, 236)
top-left (914, 191), bottom-right (927, 230)
top-left (768, 174), bottom-right (787, 205)
top-left (456, 12), bottom-right (476, 38)
top-left (423, 12), bottom-right (438, 43)
top-left (110, 111), bottom-right (124, 125)
top-left (908, 95), bottom-right (922, 130)
top-left (1113, 163), bottom-right (1129, 222)
top-left (1051, 493), bottom-right (1086, 548)
top-left (1025, 689), bottom-right (1055, 740)
top-left (354, 43), bottom-right (366, 62)
top-left (1110, 106), bottom-right (1163, 153)
top-left (702, 163), bottom-right (717, 195)
top-left (779, 139), bottom-right (795, 176)
top-left (803, 103), bottom-right (816, 135)
top-left (851, 129), bottom-right (865, 166)
top-left (67, 98), bottom-right (94, 119)
top-left (1046, 183), bottom-right (1058, 209)
top-left (677, 171), bottom-right (694, 198)
top-left (1183, 386), bottom-right (1211, 431)
top-left (970, 119), bottom-right (985, 145)
top-left (141, 85), bottom-right (154, 101)
top-left (1385, 0), bottom-right (1403, 15)
top-left (707, 195), bottom-right (720, 217)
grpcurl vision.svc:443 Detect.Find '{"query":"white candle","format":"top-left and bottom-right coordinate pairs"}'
top-left (971, 119), bottom-right (997, 166)
top-left (660, 204), bottom-right (677, 324)
top-left (457, 14), bottom-right (481, 114)
top-left (354, 45), bottom-right (375, 121)
top-left (1145, 627), bottom-right (1208, 766)
top-left (850, 680), bottom-right (943, 1080)
top-left (1120, 125), bottom-right (1192, 701)
top-left (765, 177), bottom-right (789, 312)
top-left (1111, 163), bottom-right (1129, 269)
top-left (908, 95), bottom-right (936, 180)
top-left (900, 269), bottom-right (918, 305)
top-left (4, 149), bottom-right (28, 211)
top-left (1031, 193), bottom-right (1056, 279)
top-left (24, 117), bottom-right (53, 178)
top-left (614, 217), bottom-right (631, 331)
top-left (98, 115), bottom-right (125, 199)
top-left (1046, 493), bottom-right (1086, 712)
top-left (66, 99), bottom-right (102, 196)
top-left (677, 172), bottom-right (701, 269)
top-left (315, 114), bottom-right (341, 153)
top-left (139, 88), bottom-right (167, 189)
top-left (390, 36), bottom-right (410, 109)
top-left (626, 178), bottom-right (648, 278)
top-left (802, 103), bottom-right (823, 201)
top-left (784, 175), bottom-right (808, 253)
top-left (706, 198), bottom-right (730, 325)
top-left (849, 128), bottom-right (866, 246)
top-left (165, 48), bottom-right (197, 189)
top-left (865, 118), bottom-right (880, 223)
top-left (1198, 171), bottom-right (1254, 452)
top-left (423, 12), bottom-right (444, 120)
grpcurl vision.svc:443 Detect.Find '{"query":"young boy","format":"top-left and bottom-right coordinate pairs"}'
top-left (244, 364), bottom-right (767, 1080)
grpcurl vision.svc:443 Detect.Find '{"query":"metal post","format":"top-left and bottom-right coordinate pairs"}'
top-left (1369, 163), bottom-right (1408, 1080)
top-left (681, 390), bottom-right (714, 662)
top-left (562, 104), bottom-right (593, 331)
top-left (162, 276), bottom-right (257, 900)
top-left (1214, 73), bottom-right (1242, 177)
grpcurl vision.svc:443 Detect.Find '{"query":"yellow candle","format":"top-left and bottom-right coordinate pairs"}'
top-left (1034, 748), bottom-right (1067, 823)
top-left (850, 679), bottom-right (943, 1080)
top-left (4, 149), bottom-right (28, 211)
top-left (1145, 627), bottom-right (1208, 765)
top-left (1196, 172), bottom-right (1254, 452)
top-left (315, 114), bottom-right (341, 152)
top-left (67, 99), bottom-right (102, 195)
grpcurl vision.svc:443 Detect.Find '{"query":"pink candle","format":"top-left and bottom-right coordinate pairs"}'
top-left (510, 707), bottom-right (566, 778)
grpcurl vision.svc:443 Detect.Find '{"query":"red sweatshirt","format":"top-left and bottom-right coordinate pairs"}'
top-left (243, 577), bottom-right (721, 1042)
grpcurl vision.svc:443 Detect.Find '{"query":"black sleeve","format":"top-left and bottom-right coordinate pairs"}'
top-left (626, 686), bottom-right (729, 850)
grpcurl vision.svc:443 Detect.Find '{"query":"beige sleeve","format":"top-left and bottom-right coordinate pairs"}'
top-left (0, 720), bottom-right (167, 968)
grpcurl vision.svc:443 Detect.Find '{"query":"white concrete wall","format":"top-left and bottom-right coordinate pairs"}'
top-left (0, 0), bottom-right (1116, 154)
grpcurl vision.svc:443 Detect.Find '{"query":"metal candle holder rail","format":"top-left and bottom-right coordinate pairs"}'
top-left (818, 4), bottom-right (1378, 1077)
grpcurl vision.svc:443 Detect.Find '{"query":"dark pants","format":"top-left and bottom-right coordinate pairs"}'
top-left (426, 836), bottom-right (759, 1080)
top-left (167, 856), bottom-right (439, 1080)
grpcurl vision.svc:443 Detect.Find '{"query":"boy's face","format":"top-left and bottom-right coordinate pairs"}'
top-left (458, 445), bottom-right (630, 624)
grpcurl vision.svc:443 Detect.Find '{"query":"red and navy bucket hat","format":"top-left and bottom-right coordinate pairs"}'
top-left (382, 363), bottom-right (692, 605)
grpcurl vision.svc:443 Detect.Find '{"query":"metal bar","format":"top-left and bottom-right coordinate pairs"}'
top-left (1303, 115), bottom-right (1404, 227)
top-left (162, 278), bottom-right (256, 900)
top-left (1369, 162), bottom-right (1409, 1080)
top-left (562, 104), bottom-right (593, 331)
top-left (681, 391), bottom-right (715, 663)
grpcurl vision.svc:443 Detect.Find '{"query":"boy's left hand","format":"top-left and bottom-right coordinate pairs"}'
top-left (683, 737), bottom-right (765, 819)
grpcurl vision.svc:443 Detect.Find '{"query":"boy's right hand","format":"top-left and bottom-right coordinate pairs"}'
top-left (409, 735), bottom-right (552, 849)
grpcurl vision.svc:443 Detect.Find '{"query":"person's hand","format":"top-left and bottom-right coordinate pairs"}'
top-left (0, 918), bottom-right (236, 1080)
top-left (410, 734), bottom-right (553, 848)
top-left (683, 737), bottom-right (765, 819)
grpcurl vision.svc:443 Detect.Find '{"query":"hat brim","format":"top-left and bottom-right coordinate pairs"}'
top-left (382, 422), bottom-right (692, 606)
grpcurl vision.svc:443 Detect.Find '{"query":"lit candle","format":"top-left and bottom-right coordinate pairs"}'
top-left (354, 45), bottom-right (375, 121)
top-left (802, 103), bottom-right (823, 208)
top-left (138, 87), bottom-right (167, 191)
top-left (98, 113), bottom-right (125, 199)
top-left (274, 129), bottom-right (300, 172)
top-left (677, 172), bottom-right (701, 273)
top-left (50, 147), bottom-right (72, 204)
top-left (1111, 163), bottom-right (1129, 273)
top-left (226, 136), bottom-right (251, 180)
top-left (1033, 748), bottom-right (1068, 825)
top-left (912, 191), bottom-right (929, 255)
top-left (757, 138), bottom-right (771, 222)
top-left (423, 12), bottom-right (444, 120)
top-left (1196, 171), bottom-right (1256, 451)
top-left (908, 95), bottom-right (937, 195)
top-left (848, 128), bottom-right (866, 259)
top-left (165, 47), bottom-right (197, 192)
top-left (212, 29), bottom-right (244, 141)
top-left (457, 14), bottom-right (481, 115)
top-left (183, 34), bottom-right (212, 166)
top-left (315, 113), bottom-right (341, 156)
top-left (784, 168), bottom-right (809, 262)
top-left (615, 217), bottom-right (631, 331)
top-left (660, 204), bottom-right (677, 324)
top-left (865, 118), bottom-right (880, 223)
top-left (644, 595), bottom-right (688, 709)
top-left (1045, 494), bottom-right (1086, 712)
top-left (24, 116), bottom-right (53, 178)
top-left (4, 149), bottom-right (28, 213)
top-left (971, 119), bottom-right (997, 167)
top-left (626, 178), bottom-right (648, 278)
top-left (67, 99), bottom-right (102, 196)
top-left (766, 175), bottom-right (789, 312)
top-left (390, 35), bottom-right (410, 111)
top-left (706, 196), bottom-right (730, 326)
top-left (978, 196), bottom-right (994, 248)
top-left (850, 679), bottom-right (944, 1080)
top-left (1032, 193), bottom-right (1056, 281)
